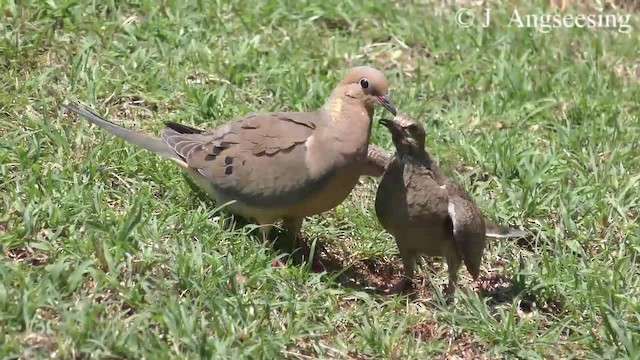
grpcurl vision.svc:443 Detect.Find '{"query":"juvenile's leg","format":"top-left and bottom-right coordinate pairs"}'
top-left (445, 255), bottom-right (462, 299)
top-left (386, 245), bottom-right (416, 295)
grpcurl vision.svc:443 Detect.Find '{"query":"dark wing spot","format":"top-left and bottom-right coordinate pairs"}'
top-left (224, 156), bottom-right (234, 165)
top-left (212, 146), bottom-right (225, 156)
top-left (205, 154), bottom-right (216, 161)
top-left (225, 166), bottom-right (233, 175)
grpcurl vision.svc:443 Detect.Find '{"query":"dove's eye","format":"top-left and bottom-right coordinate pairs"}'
top-left (359, 78), bottom-right (369, 89)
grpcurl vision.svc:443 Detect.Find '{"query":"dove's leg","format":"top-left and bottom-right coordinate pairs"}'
top-left (282, 217), bottom-right (303, 248)
top-left (386, 245), bottom-right (415, 295)
top-left (282, 217), bottom-right (325, 273)
top-left (254, 219), bottom-right (285, 269)
top-left (259, 224), bottom-right (282, 269)
top-left (268, 217), bottom-right (303, 269)
top-left (259, 225), bottom-right (272, 245)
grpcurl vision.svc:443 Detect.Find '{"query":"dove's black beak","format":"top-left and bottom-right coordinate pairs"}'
top-left (376, 95), bottom-right (397, 116)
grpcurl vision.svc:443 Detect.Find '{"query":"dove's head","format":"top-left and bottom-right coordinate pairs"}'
top-left (336, 66), bottom-right (397, 116)
top-left (379, 116), bottom-right (427, 159)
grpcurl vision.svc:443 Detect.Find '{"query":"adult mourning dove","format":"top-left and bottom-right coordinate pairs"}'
top-left (64, 66), bottom-right (397, 268)
top-left (375, 116), bottom-right (490, 296)
top-left (363, 142), bottom-right (529, 239)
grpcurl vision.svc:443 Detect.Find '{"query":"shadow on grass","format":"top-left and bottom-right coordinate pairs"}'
top-left (183, 176), bottom-right (439, 299)
top-left (317, 247), bottom-right (389, 296)
top-left (478, 273), bottom-right (566, 315)
top-left (174, 185), bottom-right (563, 312)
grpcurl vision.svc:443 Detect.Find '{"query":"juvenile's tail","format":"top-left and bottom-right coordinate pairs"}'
top-left (448, 198), bottom-right (486, 280)
top-left (484, 219), bottom-right (531, 239)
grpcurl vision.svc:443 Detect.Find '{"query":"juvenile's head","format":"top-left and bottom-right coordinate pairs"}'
top-left (379, 115), bottom-right (427, 158)
top-left (334, 66), bottom-right (397, 116)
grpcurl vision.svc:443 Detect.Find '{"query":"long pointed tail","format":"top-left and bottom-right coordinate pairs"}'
top-left (64, 103), bottom-right (184, 164)
top-left (484, 219), bottom-right (531, 238)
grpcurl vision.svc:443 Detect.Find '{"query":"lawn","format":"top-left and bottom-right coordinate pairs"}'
top-left (1, 0), bottom-right (639, 358)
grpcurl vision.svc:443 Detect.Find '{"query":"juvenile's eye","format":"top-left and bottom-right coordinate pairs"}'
top-left (359, 78), bottom-right (369, 89)
top-left (406, 124), bottom-right (422, 135)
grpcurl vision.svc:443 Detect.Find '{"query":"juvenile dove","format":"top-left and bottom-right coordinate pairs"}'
top-left (375, 116), bottom-right (488, 296)
top-left (65, 66), bottom-right (397, 268)
top-left (363, 143), bottom-right (529, 239)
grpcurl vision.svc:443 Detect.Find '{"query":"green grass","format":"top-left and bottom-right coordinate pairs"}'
top-left (2, 0), bottom-right (640, 358)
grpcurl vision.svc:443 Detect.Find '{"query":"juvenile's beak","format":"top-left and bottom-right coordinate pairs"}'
top-left (376, 95), bottom-right (397, 116)
top-left (379, 118), bottom-right (392, 128)
top-left (379, 118), bottom-right (400, 135)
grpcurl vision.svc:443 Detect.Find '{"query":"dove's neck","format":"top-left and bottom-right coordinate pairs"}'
top-left (320, 96), bottom-right (373, 157)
